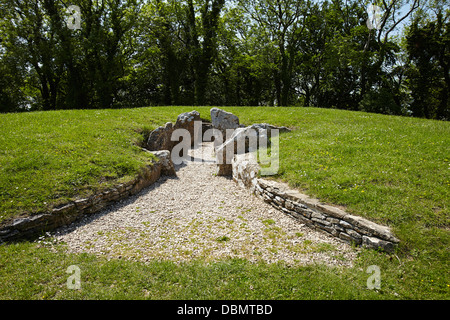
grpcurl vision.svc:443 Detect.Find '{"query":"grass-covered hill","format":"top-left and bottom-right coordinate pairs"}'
top-left (0, 107), bottom-right (448, 299)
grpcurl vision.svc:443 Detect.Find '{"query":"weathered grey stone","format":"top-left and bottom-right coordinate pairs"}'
top-left (285, 200), bottom-right (294, 210)
top-left (280, 207), bottom-right (291, 215)
top-left (316, 204), bottom-right (347, 219)
top-left (52, 203), bottom-right (76, 215)
top-left (262, 193), bottom-right (272, 203)
top-left (292, 202), bottom-right (307, 210)
top-left (146, 122), bottom-right (174, 151)
top-left (249, 123), bottom-right (291, 134)
top-left (311, 211), bottom-right (325, 220)
top-left (74, 198), bottom-right (91, 211)
top-left (232, 153), bottom-right (260, 190)
top-left (10, 217), bottom-right (30, 228)
top-left (255, 183), bottom-right (264, 194)
top-left (289, 211), bottom-right (314, 226)
top-left (293, 205), bottom-right (313, 218)
top-left (124, 181), bottom-right (135, 191)
top-left (215, 126), bottom-right (260, 176)
top-left (326, 217), bottom-right (340, 224)
top-left (146, 110), bottom-right (201, 152)
top-left (90, 193), bottom-right (105, 205)
top-left (344, 214), bottom-right (399, 243)
top-left (273, 196), bottom-right (285, 206)
top-left (312, 218), bottom-right (332, 226)
top-left (151, 150), bottom-right (176, 176)
top-left (102, 189), bottom-right (120, 202)
top-left (242, 123), bottom-right (290, 149)
top-left (264, 186), bottom-right (274, 194)
top-left (116, 183), bottom-right (126, 193)
top-left (173, 110), bottom-right (201, 146)
top-left (339, 232), bottom-right (361, 245)
top-left (0, 228), bottom-right (11, 236)
top-left (346, 229), bottom-right (362, 239)
top-left (269, 201), bottom-right (282, 211)
top-left (210, 108), bottom-right (240, 136)
top-left (339, 220), bottom-right (353, 228)
top-left (362, 236), bottom-right (396, 253)
top-left (263, 190), bottom-right (274, 199)
top-left (271, 188), bottom-right (287, 198)
top-left (175, 110), bottom-right (201, 128)
top-left (322, 225), bottom-right (339, 236)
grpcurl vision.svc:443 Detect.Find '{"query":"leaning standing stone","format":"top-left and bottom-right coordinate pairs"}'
top-left (210, 108), bottom-right (240, 137)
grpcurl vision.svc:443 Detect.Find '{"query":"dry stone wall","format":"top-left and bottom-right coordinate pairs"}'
top-left (232, 153), bottom-right (400, 252)
top-left (0, 150), bottom-right (175, 242)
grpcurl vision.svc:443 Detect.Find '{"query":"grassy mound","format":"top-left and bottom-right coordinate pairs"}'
top-left (0, 106), bottom-right (448, 299)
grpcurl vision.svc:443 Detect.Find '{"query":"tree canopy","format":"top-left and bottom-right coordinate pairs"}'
top-left (0, 0), bottom-right (448, 120)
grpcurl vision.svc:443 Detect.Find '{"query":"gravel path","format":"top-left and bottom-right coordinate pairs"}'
top-left (54, 142), bottom-right (358, 266)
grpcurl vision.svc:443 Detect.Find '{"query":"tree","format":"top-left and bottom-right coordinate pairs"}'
top-left (186, 0), bottom-right (226, 106)
top-left (0, 0), bottom-right (141, 111)
top-left (406, 9), bottom-right (450, 119)
top-left (359, 0), bottom-right (420, 113)
top-left (239, 0), bottom-right (309, 106)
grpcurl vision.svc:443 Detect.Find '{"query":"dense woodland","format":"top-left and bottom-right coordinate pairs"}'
top-left (0, 0), bottom-right (448, 120)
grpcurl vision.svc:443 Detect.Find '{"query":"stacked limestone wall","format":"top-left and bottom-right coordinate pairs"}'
top-left (232, 153), bottom-right (400, 252)
top-left (0, 151), bottom-right (174, 242)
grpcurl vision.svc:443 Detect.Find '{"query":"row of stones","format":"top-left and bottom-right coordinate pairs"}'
top-left (254, 180), bottom-right (399, 252)
top-left (231, 153), bottom-right (399, 253)
top-left (0, 151), bottom-right (175, 242)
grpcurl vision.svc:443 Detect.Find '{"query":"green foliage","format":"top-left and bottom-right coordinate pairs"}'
top-left (358, 87), bottom-right (403, 115)
top-left (0, 107), bottom-right (188, 222)
top-left (405, 10), bottom-right (450, 120)
top-left (0, 0), bottom-right (447, 119)
top-left (0, 0), bottom-right (141, 111)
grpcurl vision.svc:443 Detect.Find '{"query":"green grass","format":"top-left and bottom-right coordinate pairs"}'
top-left (0, 106), bottom-right (449, 299)
top-left (227, 107), bottom-right (449, 253)
top-left (0, 108), bottom-right (193, 222)
top-left (0, 241), bottom-right (447, 299)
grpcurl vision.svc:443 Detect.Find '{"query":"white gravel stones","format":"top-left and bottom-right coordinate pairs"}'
top-left (54, 142), bottom-right (358, 266)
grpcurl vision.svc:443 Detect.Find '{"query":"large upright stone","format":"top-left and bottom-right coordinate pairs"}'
top-left (215, 126), bottom-right (259, 176)
top-left (150, 150), bottom-right (176, 176)
top-left (173, 110), bottom-right (201, 146)
top-left (210, 108), bottom-right (240, 138)
top-left (232, 152), bottom-right (260, 191)
top-left (146, 122), bottom-right (174, 151)
top-left (146, 110), bottom-right (201, 151)
top-left (174, 110), bottom-right (201, 130)
top-left (214, 123), bottom-right (291, 176)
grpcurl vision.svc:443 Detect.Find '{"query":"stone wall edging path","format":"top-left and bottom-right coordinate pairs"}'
top-left (1, 107), bottom-right (401, 253)
top-left (232, 153), bottom-right (400, 252)
top-left (0, 151), bottom-right (175, 242)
